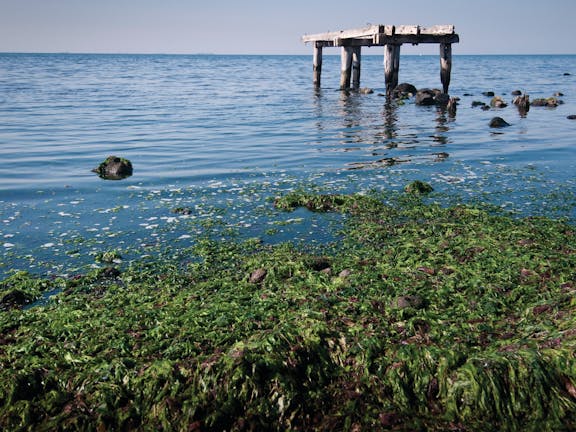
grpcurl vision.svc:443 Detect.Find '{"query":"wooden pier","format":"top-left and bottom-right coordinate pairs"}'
top-left (302, 25), bottom-right (459, 94)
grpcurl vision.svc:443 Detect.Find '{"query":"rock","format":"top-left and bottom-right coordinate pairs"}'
top-left (489, 117), bottom-right (510, 128)
top-left (415, 88), bottom-right (436, 106)
top-left (249, 268), bottom-right (267, 284)
top-left (511, 90), bottom-right (522, 96)
top-left (567, 115), bottom-right (576, 120)
top-left (433, 152), bottom-right (449, 161)
top-left (92, 156), bottom-right (133, 180)
top-left (393, 82), bottom-right (417, 98)
top-left (472, 101), bottom-right (487, 108)
top-left (490, 96), bottom-right (507, 108)
top-left (415, 88), bottom-right (447, 106)
top-left (172, 207), bottom-right (193, 215)
top-left (404, 180), bottom-right (434, 195)
top-left (531, 97), bottom-right (560, 107)
top-left (482, 91), bottom-right (495, 97)
top-left (98, 267), bottom-right (121, 279)
top-left (338, 269), bottom-right (352, 278)
top-left (393, 295), bottom-right (424, 310)
top-left (306, 256), bottom-right (331, 271)
top-left (564, 72), bottom-right (571, 76)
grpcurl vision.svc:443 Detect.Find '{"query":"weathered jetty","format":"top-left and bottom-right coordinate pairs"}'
top-left (302, 24), bottom-right (459, 94)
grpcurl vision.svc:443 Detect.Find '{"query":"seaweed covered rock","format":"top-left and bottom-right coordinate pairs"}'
top-left (404, 180), bottom-right (434, 195)
top-left (92, 156), bottom-right (133, 180)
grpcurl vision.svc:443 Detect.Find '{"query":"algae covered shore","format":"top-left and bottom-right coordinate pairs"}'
top-left (1, 188), bottom-right (576, 430)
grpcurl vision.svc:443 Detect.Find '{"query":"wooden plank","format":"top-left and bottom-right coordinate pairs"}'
top-left (302, 24), bottom-right (382, 43)
top-left (374, 33), bottom-right (459, 45)
top-left (395, 25), bottom-right (419, 35)
top-left (303, 24), bottom-right (457, 44)
top-left (420, 25), bottom-right (455, 35)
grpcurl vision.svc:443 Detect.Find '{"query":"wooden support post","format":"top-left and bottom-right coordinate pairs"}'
top-left (440, 43), bottom-right (452, 94)
top-left (313, 42), bottom-right (323, 88)
top-left (340, 46), bottom-right (353, 90)
top-left (384, 44), bottom-right (401, 95)
top-left (352, 46), bottom-right (361, 89)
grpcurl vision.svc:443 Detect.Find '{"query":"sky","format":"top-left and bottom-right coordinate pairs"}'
top-left (0, 0), bottom-right (574, 55)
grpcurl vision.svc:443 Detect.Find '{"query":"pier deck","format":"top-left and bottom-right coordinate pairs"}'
top-left (302, 24), bottom-right (459, 93)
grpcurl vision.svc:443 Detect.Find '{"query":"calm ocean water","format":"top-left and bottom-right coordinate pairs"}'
top-left (0, 53), bottom-right (575, 277)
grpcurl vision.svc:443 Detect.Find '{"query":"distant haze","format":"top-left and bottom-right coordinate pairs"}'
top-left (0, 0), bottom-right (574, 55)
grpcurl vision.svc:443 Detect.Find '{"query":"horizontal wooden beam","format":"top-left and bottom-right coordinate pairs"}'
top-left (308, 33), bottom-right (459, 48)
top-left (302, 24), bottom-right (458, 47)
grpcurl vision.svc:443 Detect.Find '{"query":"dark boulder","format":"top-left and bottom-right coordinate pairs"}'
top-left (393, 82), bottom-right (418, 98)
top-left (92, 156), bottom-right (133, 180)
top-left (415, 88), bottom-right (454, 107)
top-left (489, 117), bottom-right (510, 128)
top-left (567, 115), bottom-right (576, 120)
top-left (415, 88), bottom-right (435, 105)
top-left (511, 90), bottom-right (522, 96)
top-left (482, 91), bottom-right (495, 97)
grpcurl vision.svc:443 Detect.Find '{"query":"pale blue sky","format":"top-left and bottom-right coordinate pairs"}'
top-left (0, 0), bottom-right (574, 55)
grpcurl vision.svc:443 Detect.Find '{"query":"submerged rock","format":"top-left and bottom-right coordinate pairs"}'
top-left (92, 156), bottom-right (133, 180)
top-left (567, 115), bottom-right (576, 120)
top-left (489, 117), bottom-right (510, 128)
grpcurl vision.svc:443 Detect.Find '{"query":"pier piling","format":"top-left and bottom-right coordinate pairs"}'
top-left (302, 24), bottom-right (459, 94)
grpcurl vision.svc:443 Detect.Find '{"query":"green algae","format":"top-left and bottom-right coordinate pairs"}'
top-left (1, 191), bottom-right (576, 431)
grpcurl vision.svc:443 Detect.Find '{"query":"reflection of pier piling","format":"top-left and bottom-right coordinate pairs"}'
top-left (302, 25), bottom-right (459, 94)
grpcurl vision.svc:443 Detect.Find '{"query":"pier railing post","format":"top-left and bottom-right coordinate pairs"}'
top-left (313, 42), bottom-right (323, 88)
top-left (440, 43), bottom-right (452, 94)
top-left (384, 44), bottom-right (401, 95)
top-left (340, 46), bottom-right (353, 90)
top-left (352, 46), bottom-right (361, 89)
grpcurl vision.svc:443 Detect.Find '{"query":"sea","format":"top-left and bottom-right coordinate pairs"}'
top-left (0, 53), bottom-right (575, 278)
